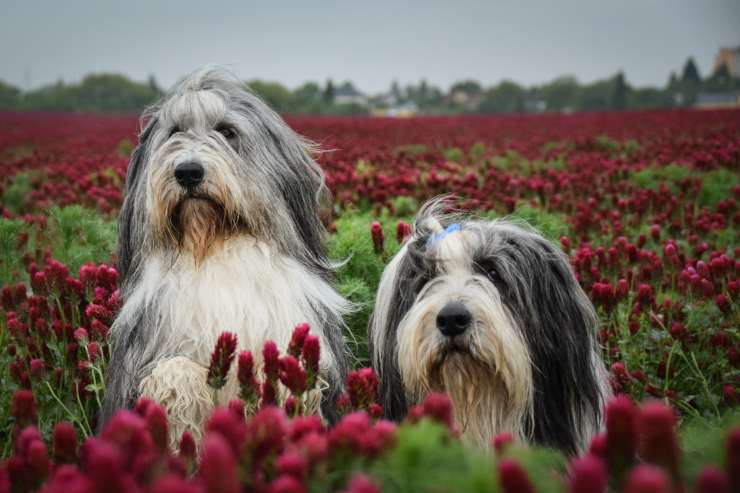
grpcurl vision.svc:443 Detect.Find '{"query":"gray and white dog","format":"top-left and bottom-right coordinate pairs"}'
top-left (101, 68), bottom-right (350, 442)
top-left (369, 199), bottom-right (610, 455)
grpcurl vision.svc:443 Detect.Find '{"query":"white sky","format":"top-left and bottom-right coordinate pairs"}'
top-left (1, 0), bottom-right (739, 93)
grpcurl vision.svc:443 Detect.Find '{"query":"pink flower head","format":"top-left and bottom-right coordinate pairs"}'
top-left (288, 323), bottom-right (311, 357)
top-left (276, 450), bottom-right (308, 480)
top-left (206, 408), bottom-right (247, 458)
top-left (340, 473), bottom-right (381, 493)
top-left (370, 222), bottom-right (385, 254)
top-left (11, 390), bottom-right (37, 427)
top-left (279, 355), bottom-right (307, 395)
top-left (568, 454), bottom-right (607, 493)
top-left (396, 221), bottom-right (412, 244)
top-left (301, 335), bottom-right (321, 387)
top-left (263, 340), bottom-right (281, 382)
top-left (179, 431), bottom-right (197, 461)
top-left (145, 403), bottom-right (169, 453)
top-left (237, 351), bottom-right (259, 405)
top-left (497, 459), bottom-right (536, 493)
top-left (605, 394), bottom-right (637, 475)
top-left (636, 401), bottom-right (680, 479)
top-left (493, 432), bottom-right (514, 453)
top-left (346, 368), bottom-right (379, 410)
top-left (696, 466), bottom-right (729, 493)
top-left (198, 434), bottom-right (240, 493)
top-left (623, 464), bottom-right (670, 493)
top-left (207, 332), bottom-right (238, 390)
top-left (244, 406), bottom-right (288, 467)
top-left (52, 421), bottom-right (78, 464)
top-left (269, 475), bottom-right (306, 493)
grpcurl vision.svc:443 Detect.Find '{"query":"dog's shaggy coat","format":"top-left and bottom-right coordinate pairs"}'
top-left (100, 68), bottom-right (350, 442)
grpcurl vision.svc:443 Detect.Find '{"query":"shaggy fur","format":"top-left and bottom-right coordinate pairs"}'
top-left (101, 68), bottom-right (350, 443)
top-left (369, 199), bottom-right (610, 454)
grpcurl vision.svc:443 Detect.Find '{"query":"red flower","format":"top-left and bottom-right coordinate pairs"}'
top-left (301, 335), bottom-right (320, 387)
top-left (340, 473), bottom-right (381, 493)
top-left (623, 464), bottom-right (670, 493)
top-left (568, 454), bottom-right (607, 493)
top-left (493, 432), bottom-right (513, 453)
top-left (263, 340), bottom-right (281, 382)
top-left (207, 332), bottom-right (238, 390)
top-left (52, 421), bottom-right (78, 464)
top-left (11, 390), bottom-right (37, 428)
top-left (396, 221), bottom-right (412, 244)
top-left (237, 351), bottom-right (259, 405)
top-left (636, 401), bottom-right (680, 480)
top-left (370, 222), bottom-right (384, 254)
top-left (198, 434), bottom-right (240, 493)
top-left (605, 394), bottom-right (637, 478)
top-left (497, 459), bottom-right (536, 493)
top-left (696, 466), bottom-right (729, 493)
top-left (279, 355), bottom-right (307, 395)
top-left (288, 323), bottom-right (311, 357)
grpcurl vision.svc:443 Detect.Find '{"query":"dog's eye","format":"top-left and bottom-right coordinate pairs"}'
top-left (168, 126), bottom-right (181, 138)
top-left (216, 125), bottom-right (237, 141)
top-left (476, 259), bottom-right (502, 285)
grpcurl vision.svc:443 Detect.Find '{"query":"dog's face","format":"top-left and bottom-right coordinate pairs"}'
top-left (371, 201), bottom-right (607, 453)
top-left (146, 88), bottom-right (256, 260)
top-left (118, 69), bottom-right (330, 274)
top-left (393, 220), bottom-right (534, 432)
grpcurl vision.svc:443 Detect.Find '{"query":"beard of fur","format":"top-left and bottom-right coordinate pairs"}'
top-left (170, 198), bottom-right (229, 264)
top-left (430, 352), bottom-right (528, 448)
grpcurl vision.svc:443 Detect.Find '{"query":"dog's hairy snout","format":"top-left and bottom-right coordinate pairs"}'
top-left (174, 161), bottom-right (205, 188)
top-left (436, 301), bottom-right (472, 337)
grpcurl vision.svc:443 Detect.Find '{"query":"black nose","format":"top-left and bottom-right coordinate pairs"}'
top-left (436, 301), bottom-right (472, 337)
top-left (174, 161), bottom-right (204, 188)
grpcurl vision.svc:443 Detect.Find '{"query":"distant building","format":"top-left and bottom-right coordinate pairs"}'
top-left (694, 90), bottom-right (740, 109)
top-left (333, 82), bottom-right (367, 106)
top-left (714, 46), bottom-right (740, 77)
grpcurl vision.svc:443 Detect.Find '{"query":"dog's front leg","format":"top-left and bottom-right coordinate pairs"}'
top-left (139, 356), bottom-right (214, 449)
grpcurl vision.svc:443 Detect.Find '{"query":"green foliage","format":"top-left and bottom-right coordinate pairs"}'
top-left (12, 73), bottom-right (163, 112)
top-left (478, 81), bottom-right (526, 113)
top-left (698, 168), bottom-right (739, 208)
top-left (328, 210), bottom-right (406, 366)
top-left (0, 218), bottom-right (28, 285)
top-left (484, 205), bottom-right (571, 243)
top-left (443, 147), bottom-right (464, 163)
top-left (44, 206), bottom-right (117, 274)
top-left (1, 171), bottom-right (35, 214)
top-left (369, 420), bottom-right (497, 493)
top-left (631, 164), bottom-right (692, 192)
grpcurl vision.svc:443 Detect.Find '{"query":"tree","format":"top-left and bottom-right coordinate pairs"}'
top-left (610, 71), bottom-right (629, 110)
top-left (538, 76), bottom-right (579, 111)
top-left (0, 80), bottom-right (20, 109)
top-left (478, 81), bottom-right (525, 113)
top-left (246, 80), bottom-right (295, 112)
top-left (323, 79), bottom-right (335, 103)
top-left (681, 57), bottom-right (701, 86)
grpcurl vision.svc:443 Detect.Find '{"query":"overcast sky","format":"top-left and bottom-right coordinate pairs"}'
top-left (2, 0), bottom-right (739, 93)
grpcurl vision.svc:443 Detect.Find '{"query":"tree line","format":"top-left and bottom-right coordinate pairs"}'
top-left (0, 57), bottom-right (737, 115)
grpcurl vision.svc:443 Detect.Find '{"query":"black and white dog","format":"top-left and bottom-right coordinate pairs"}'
top-left (369, 200), bottom-right (610, 455)
top-left (101, 68), bottom-right (350, 442)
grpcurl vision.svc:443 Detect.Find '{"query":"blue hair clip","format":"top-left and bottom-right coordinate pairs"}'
top-left (428, 223), bottom-right (461, 245)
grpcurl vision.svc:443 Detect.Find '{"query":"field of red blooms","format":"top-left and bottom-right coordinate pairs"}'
top-left (0, 109), bottom-right (738, 492)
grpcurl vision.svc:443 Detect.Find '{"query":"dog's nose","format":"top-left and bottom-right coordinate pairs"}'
top-left (436, 301), bottom-right (472, 337)
top-left (174, 161), bottom-right (204, 188)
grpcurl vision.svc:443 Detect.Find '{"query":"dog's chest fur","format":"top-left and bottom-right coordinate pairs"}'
top-left (118, 236), bottom-right (344, 368)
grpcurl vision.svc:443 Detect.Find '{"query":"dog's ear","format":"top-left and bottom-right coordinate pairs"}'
top-left (500, 232), bottom-right (605, 454)
top-left (117, 116), bottom-right (158, 283)
top-left (369, 226), bottom-right (436, 420)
